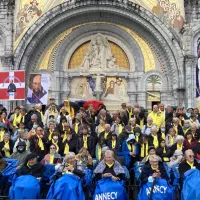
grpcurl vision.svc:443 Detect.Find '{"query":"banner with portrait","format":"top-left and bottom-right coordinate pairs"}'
top-left (27, 73), bottom-right (49, 105)
top-left (0, 71), bottom-right (25, 100)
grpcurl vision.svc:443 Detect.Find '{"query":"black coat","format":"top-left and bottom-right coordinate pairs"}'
top-left (107, 140), bottom-right (121, 152)
top-left (0, 140), bottom-right (13, 157)
top-left (18, 162), bottom-right (45, 178)
top-left (59, 134), bottom-right (77, 156)
top-left (148, 134), bottom-right (162, 148)
top-left (26, 121), bottom-right (43, 131)
top-left (140, 162), bottom-right (169, 184)
top-left (98, 131), bottom-right (112, 144)
top-left (179, 160), bottom-right (200, 179)
top-left (170, 143), bottom-right (186, 157)
top-left (29, 135), bottom-right (48, 160)
top-left (76, 135), bottom-right (95, 157)
top-left (156, 147), bottom-right (171, 161)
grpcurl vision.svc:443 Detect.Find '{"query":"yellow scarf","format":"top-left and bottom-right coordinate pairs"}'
top-left (118, 124), bottom-right (123, 135)
top-left (161, 132), bottom-right (165, 140)
top-left (127, 143), bottom-right (135, 152)
top-left (62, 132), bottom-right (68, 143)
top-left (48, 130), bottom-right (53, 141)
top-left (105, 162), bottom-right (114, 168)
top-left (50, 154), bottom-right (54, 164)
top-left (98, 145), bottom-right (102, 161)
top-left (169, 135), bottom-right (174, 145)
top-left (112, 140), bottom-right (116, 149)
top-left (140, 143), bottom-right (148, 158)
top-left (64, 143), bottom-right (69, 155)
top-left (50, 109), bottom-right (55, 116)
top-left (183, 128), bottom-right (190, 135)
top-left (13, 113), bottom-right (21, 128)
top-left (37, 135), bottom-right (44, 150)
top-left (52, 140), bottom-right (59, 152)
top-left (104, 132), bottom-right (109, 140)
top-left (83, 135), bottom-right (88, 149)
top-left (151, 165), bottom-right (159, 170)
top-left (127, 109), bottom-right (133, 121)
top-left (163, 147), bottom-right (169, 162)
top-left (186, 161), bottom-right (194, 169)
top-left (4, 141), bottom-right (10, 157)
top-left (21, 116), bottom-right (25, 123)
top-left (177, 143), bottom-right (183, 150)
top-left (74, 123), bottom-right (79, 134)
top-left (188, 138), bottom-right (192, 144)
top-left (99, 125), bottom-right (105, 133)
top-left (37, 110), bottom-right (44, 122)
top-left (173, 125), bottom-right (178, 135)
top-left (135, 135), bottom-right (139, 143)
top-left (152, 134), bottom-right (159, 148)
top-left (140, 119), bottom-right (144, 129)
top-left (0, 131), bottom-right (5, 142)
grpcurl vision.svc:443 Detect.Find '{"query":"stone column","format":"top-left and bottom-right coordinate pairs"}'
top-left (61, 72), bottom-right (71, 102)
top-left (127, 73), bottom-right (137, 104)
top-left (93, 74), bottom-right (104, 100)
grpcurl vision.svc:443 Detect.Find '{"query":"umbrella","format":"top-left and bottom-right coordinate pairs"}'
top-left (75, 100), bottom-right (86, 107)
top-left (83, 100), bottom-right (104, 111)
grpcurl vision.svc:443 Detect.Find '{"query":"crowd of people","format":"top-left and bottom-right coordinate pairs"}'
top-left (0, 99), bottom-right (200, 199)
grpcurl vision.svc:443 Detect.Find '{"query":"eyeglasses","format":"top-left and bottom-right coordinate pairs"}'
top-left (188, 155), bottom-right (194, 158)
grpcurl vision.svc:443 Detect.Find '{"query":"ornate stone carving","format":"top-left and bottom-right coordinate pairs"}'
top-left (79, 33), bottom-right (119, 72)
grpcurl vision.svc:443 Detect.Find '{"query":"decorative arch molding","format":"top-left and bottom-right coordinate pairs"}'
top-left (138, 70), bottom-right (169, 92)
top-left (14, 0), bottom-right (184, 90)
top-left (54, 23), bottom-right (143, 72)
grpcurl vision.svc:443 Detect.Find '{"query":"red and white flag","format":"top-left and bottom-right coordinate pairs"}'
top-left (0, 71), bottom-right (25, 100)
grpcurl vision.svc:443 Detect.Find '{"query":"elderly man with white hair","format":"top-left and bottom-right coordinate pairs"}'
top-left (170, 135), bottom-right (185, 156)
top-left (140, 154), bottom-right (169, 184)
top-left (141, 117), bottom-right (156, 135)
top-left (179, 149), bottom-right (200, 179)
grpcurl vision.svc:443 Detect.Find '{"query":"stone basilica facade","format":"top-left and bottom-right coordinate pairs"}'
top-left (0, 0), bottom-right (200, 110)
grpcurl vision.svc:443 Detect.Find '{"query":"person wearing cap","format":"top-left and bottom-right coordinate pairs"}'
top-left (13, 131), bottom-right (30, 153)
top-left (118, 134), bottom-right (139, 168)
top-left (10, 141), bottom-right (31, 167)
top-left (140, 154), bottom-right (169, 184)
top-left (63, 100), bottom-right (75, 119)
top-left (18, 153), bottom-right (45, 178)
top-left (44, 103), bottom-right (58, 128)
top-left (184, 130), bottom-right (197, 150)
top-left (167, 150), bottom-right (184, 168)
top-left (141, 146), bottom-right (161, 164)
top-left (0, 133), bottom-right (13, 157)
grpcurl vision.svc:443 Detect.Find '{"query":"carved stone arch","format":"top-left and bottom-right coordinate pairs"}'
top-left (14, 0), bottom-right (183, 90)
top-left (138, 70), bottom-right (169, 92)
top-left (54, 23), bottom-right (144, 72)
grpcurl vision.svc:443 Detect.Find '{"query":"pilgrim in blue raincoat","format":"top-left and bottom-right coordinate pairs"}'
top-left (181, 168), bottom-right (200, 200)
top-left (93, 177), bottom-right (129, 200)
top-left (117, 134), bottom-right (139, 168)
top-left (9, 175), bottom-right (41, 199)
top-left (138, 178), bottom-right (174, 200)
top-left (47, 174), bottom-right (85, 200)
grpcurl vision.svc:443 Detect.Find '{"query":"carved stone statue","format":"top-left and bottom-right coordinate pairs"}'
top-left (79, 33), bottom-right (119, 72)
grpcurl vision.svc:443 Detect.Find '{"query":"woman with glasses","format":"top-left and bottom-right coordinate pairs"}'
top-left (42, 144), bottom-right (62, 165)
top-left (140, 154), bottom-right (169, 184)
